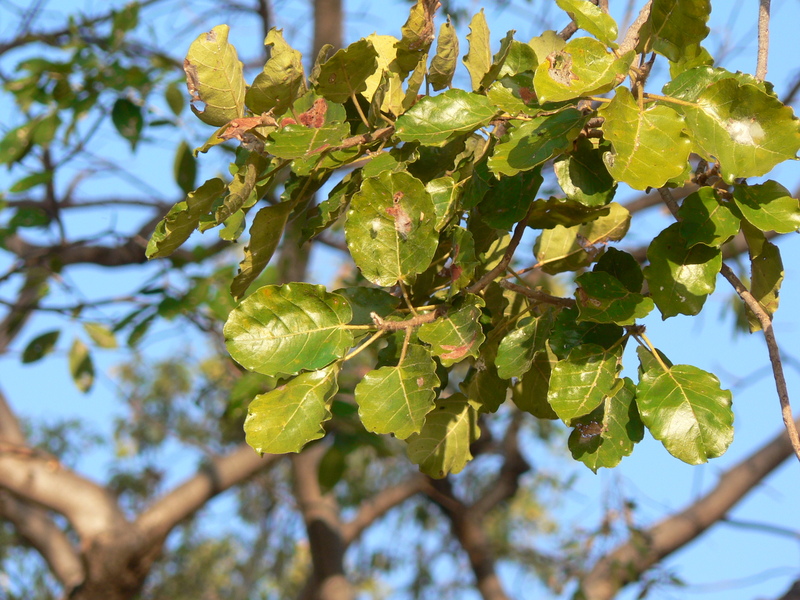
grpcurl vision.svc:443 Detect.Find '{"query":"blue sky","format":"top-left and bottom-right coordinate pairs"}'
top-left (1, 1), bottom-right (800, 599)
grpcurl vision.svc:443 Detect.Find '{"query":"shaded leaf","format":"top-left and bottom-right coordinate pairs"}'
top-left (395, 0), bottom-right (438, 75)
top-left (639, 0), bottom-right (711, 62)
top-left (146, 177), bottom-right (226, 259)
top-left (266, 120), bottom-right (350, 160)
top-left (314, 39), bottom-right (379, 103)
top-left (426, 176), bottom-right (461, 231)
top-left (165, 80), bottom-right (185, 115)
top-left (173, 140), bottom-right (197, 195)
top-left (488, 109), bottom-right (586, 177)
top-left (478, 167), bottom-right (543, 231)
top-left (549, 307), bottom-right (623, 360)
top-left (407, 393), bottom-right (479, 478)
top-left (512, 347), bottom-right (559, 419)
top-left (548, 343), bottom-right (620, 422)
top-left (743, 223), bottom-right (783, 332)
top-left (21, 330), bottom-right (60, 364)
top-left (244, 364), bottom-right (339, 454)
top-left (224, 283), bottom-right (354, 377)
top-left (534, 202), bottom-right (630, 274)
top-left (593, 247), bottom-right (643, 293)
top-left (334, 287), bottom-right (400, 326)
top-left (553, 138), bottom-right (616, 207)
top-left (496, 310), bottom-right (556, 379)
top-left (575, 271), bottom-right (654, 325)
top-left (111, 98), bottom-right (143, 149)
top-left (355, 344), bottom-right (439, 439)
top-left (184, 24), bottom-right (246, 126)
top-left (246, 28), bottom-right (306, 115)
top-left (396, 89), bottom-right (498, 147)
top-left (600, 87), bottom-right (691, 190)
top-left (643, 223), bottom-right (721, 319)
top-left (678, 187), bottom-right (740, 247)
top-left (428, 18), bottom-right (459, 91)
top-left (344, 171), bottom-right (437, 286)
top-left (569, 377), bottom-right (643, 471)
top-left (637, 364), bottom-right (733, 464)
top-left (230, 201), bottom-right (294, 300)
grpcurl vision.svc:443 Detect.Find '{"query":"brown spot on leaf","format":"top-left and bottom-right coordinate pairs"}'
top-left (386, 205), bottom-right (413, 239)
top-left (575, 421), bottom-right (604, 440)
top-left (519, 86), bottom-right (536, 104)
top-left (183, 59), bottom-right (200, 102)
top-left (440, 333), bottom-right (477, 361)
top-left (297, 98), bottom-right (328, 128)
top-left (220, 114), bottom-right (278, 141)
top-left (392, 191), bottom-right (404, 203)
top-left (417, 377), bottom-right (425, 387)
top-left (280, 117), bottom-right (297, 127)
top-left (547, 51), bottom-right (578, 86)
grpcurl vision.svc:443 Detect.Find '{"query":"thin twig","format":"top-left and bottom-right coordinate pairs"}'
top-left (466, 209), bottom-right (532, 295)
top-left (756, 0), bottom-right (771, 81)
top-left (656, 187), bottom-right (681, 216)
top-left (719, 264), bottom-right (800, 463)
top-left (499, 280), bottom-right (576, 308)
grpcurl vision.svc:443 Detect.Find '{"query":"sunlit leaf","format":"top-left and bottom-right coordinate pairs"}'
top-left (396, 89), bottom-right (498, 147)
top-left (224, 283), bottom-right (354, 377)
top-left (639, 0), bottom-right (711, 62)
top-left (488, 109), bottom-right (586, 177)
top-left (533, 37), bottom-right (631, 103)
top-left (496, 310), bottom-right (556, 380)
top-left (733, 181), bottom-right (800, 234)
top-left (555, 0), bottom-right (618, 46)
top-left (418, 295), bottom-right (485, 367)
top-left (244, 364), bottom-right (339, 454)
top-left (407, 393), bottom-right (479, 478)
top-left (600, 87), bottom-right (691, 190)
top-left (548, 344), bottom-right (620, 422)
top-left (637, 364), bottom-right (733, 464)
top-left (355, 344), bottom-right (439, 439)
top-left (184, 24), bottom-right (246, 126)
top-left (463, 10), bottom-right (491, 91)
top-left (394, 0), bottom-right (438, 75)
top-left (314, 39), bottom-right (379, 103)
top-left (246, 28), bottom-right (306, 115)
top-left (344, 171), bottom-right (437, 286)
top-left (68, 338), bottom-right (94, 393)
top-left (83, 322), bottom-right (117, 349)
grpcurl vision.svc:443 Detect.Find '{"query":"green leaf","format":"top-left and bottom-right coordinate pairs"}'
top-left (555, 0), bottom-right (618, 46)
top-left (569, 377), bottom-right (643, 472)
top-left (533, 37), bottom-right (630, 103)
top-left (344, 171), bottom-right (437, 286)
top-left (173, 140), bottom-right (197, 195)
top-left (68, 338), bottom-right (94, 393)
top-left (266, 120), bottom-right (350, 160)
top-left (394, 0), bottom-right (437, 75)
top-left (496, 310), bottom-right (555, 379)
top-left (463, 10), bottom-right (491, 92)
top-left (224, 283), bottom-right (354, 377)
top-left (486, 74), bottom-right (537, 116)
top-left (488, 109), bottom-right (586, 177)
top-left (146, 177), bottom-right (226, 259)
top-left (246, 28), bottom-right (306, 115)
top-left (527, 30), bottom-right (566, 63)
top-left (462, 360), bottom-right (508, 414)
top-left (21, 330), bottom-right (60, 364)
top-left (314, 39), bottom-right (378, 103)
top-left (733, 181), bottom-right (800, 234)
top-left (407, 393), bottom-right (479, 478)
top-left (636, 345), bottom-right (673, 377)
top-left (593, 247), bottom-right (643, 293)
top-left (498, 41), bottom-right (537, 78)
top-left (0, 122), bottom-right (34, 165)
top-left (448, 226), bottom-right (479, 294)
top-left (428, 17), bottom-right (459, 91)
top-left (553, 138), bottom-right (616, 207)
top-left (477, 167), bottom-right (543, 231)
top-left (679, 79), bottom-right (800, 183)
top-left (418, 295), bottom-right (485, 367)
top-left (83, 322), bottom-right (117, 349)
top-left (396, 89), bottom-right (498, 147)
top-left (527, 196), bottom-right (611, 229)
top-left (244, 364), bottom-right (339, 454)
top-left (643, 223), bottom-right (721, 319)
top-left (599, 87), bottom-right (691, 190)
top-left (512, 347), bottom-right (559, 419)
top-left (355, 344), bottom-right (439, 439)
top-left (534, 202), bottom-right (630, 274)
top-left (548, 344), bottom-right (620, 422)
top-left (212, 154), bottom-right (263, 225)
top-left (219, 210), bottom-right (246, 242)
top-left (9, 171), bottom-right (52, 193)
top-left (575, 271), bottom-right (654, 325)
top-left (662, 66), bottom-right (774, 103)
top-left (743, 223), bottom-right (783, 332)
top-left (549, 307), bottom-right (622, 360)
top-left (165, 80), bottom-right (185, 115)
top-left (637, 364), bottom-right (733, 464)
top-left (111, 98), bottom-right (143, 149)
top-left (639, 0), bottom-right (711, 62)
top-left (480, 29), bottom-right (515, 90)
top-left (678, 187), bottom-right (740, 247)
top-left (302, 171), bottom-right (359, 241)
top-left (426, 176), bottom-right (461, 231)
top-left (230, 201), bottom-right (294, 300)
top-left (334, 287), bottom-right (400, 327)
top-left (184, 24), bottom-right (246, 126)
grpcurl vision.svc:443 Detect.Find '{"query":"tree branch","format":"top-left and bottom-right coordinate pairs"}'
top-left (579, 416), bottom-right (800, 600)
top-left (136, 443), bottom-right (279, 544)
top-left (292, 444), bottom-right (353, 600)
top-left (341, 474), bottom-right (427, 546)
top-left (618, 0), bottom-right (652, 56)
top-left (0, 490), bottom-right (84, 591)
top-left (756, 0), bottom-right (771, 81)
top-left (467, 209), bottom-right (532, 295)
top-left (471, 417), bottom-right (530, 516)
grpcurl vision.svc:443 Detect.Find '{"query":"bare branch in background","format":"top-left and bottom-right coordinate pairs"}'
top-left (756, 0), bottom-right (771, 81)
